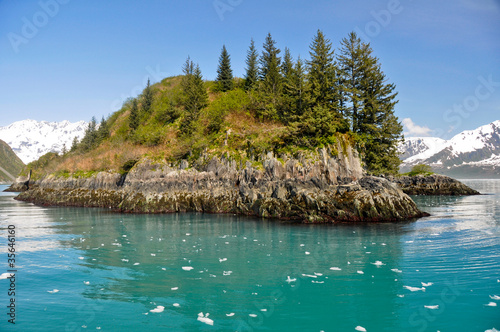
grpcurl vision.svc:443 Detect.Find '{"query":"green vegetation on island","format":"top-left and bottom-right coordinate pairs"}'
top-left (403, 164), bottom-right (434, 177)
top-left (23, 30), bottom-right (403, 180)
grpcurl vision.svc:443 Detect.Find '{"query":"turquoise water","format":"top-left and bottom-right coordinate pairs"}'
top-left (0, 180), bottom-right (499, 331)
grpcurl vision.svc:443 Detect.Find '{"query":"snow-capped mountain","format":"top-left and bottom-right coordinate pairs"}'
top-left (399, 120), bottom-right (500, 178)
top-left (0, 119), bottom-right (88, 164)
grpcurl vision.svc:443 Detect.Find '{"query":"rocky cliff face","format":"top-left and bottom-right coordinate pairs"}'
top-left (14, 143), bottom-right (428, 223)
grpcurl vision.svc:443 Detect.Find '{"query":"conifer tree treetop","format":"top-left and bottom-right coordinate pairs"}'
top-left (216, 45), bottom-right (234, 92)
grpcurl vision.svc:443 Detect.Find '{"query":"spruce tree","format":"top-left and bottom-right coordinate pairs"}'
top-left (129, 99), bottom-right (139, 131)
top-left (70, 136), bottom-right (79, 152)
top-left (304, 30), bottom-right (345, 133)
top-left (259, 33), bottom-right (282, 101)
top-left (285, 56), bottom-right (308, 121)
top-left (180, 57), bottom-right (208, 134)
top-left (359, 57), bottom-right (402, 174)
top-left (216, 45), bottom-right (234, 92)
top-left (338, 32), bottom-right (371, 132)
top-left (141, 78), bottom-right (153, 116)
top-left (337, 32), bottom-right (402, 174)
top-left (307, 30), bottom-right (340, 111)
top-left (281, 47), bottom-right (294, 81)
top-left (97, 116), bottom-right (109, 142)
top-left (244, 39), bottom-right (259, 91)
top-left (80, 116), bottom-right (97, 151)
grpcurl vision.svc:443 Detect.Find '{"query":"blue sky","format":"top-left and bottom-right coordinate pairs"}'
top-left (1, 0), bottom-right (499, 139)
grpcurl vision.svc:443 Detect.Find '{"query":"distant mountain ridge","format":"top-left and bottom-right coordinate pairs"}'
top-left (399, 120), bottom-right (500, 178)
top-left (0, 139), bottom-right (24, 184)
top-left (0, 119), bottom-right (88, 164)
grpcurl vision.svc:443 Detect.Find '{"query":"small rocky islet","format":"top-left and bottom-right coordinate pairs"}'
top-left (7, 143), bottom-right (478, 223)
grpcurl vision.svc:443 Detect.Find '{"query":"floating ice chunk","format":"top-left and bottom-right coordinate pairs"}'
top-left (182, 266), bottom-right (194, 271)
top-left (219, 258), bottom-right (227, 263)
top-left (355, 326), bottom-right (367, 331)
top-left (78, 257), bottom-right (84, 260)
top-left (485, 302), bottom-right (497, 307)
top-left (381, 243), bottom-right (387, 246)
top-left (249, 314), bottom-right (257, 317)
top-left (430, 233), bottom-right (440, 236)
top-left (371, 261), bottom-right (384, 266)
top-left (330, 267), bottom-right (342, 271)
top-left (302, 274), bottom-right (317, 278)
top-left (133, 263), bottom-right (140, 266)
top-left (122, 235), bottom-right (127, 237)
top-left (490, 295), bottom-right (500, 300)
top-left (171, 287), bottom-right (178, 290)
top-left (197, 312), bottom-right (214, 325)
top-left (485, 329), bottom-right (499, 332)
top-left (121, 259), bottom-right (129, 262)
top-left (84, 281), bottom-right (90, 285)
top-left (305, 252), bottom-right (310, 255)
top-left (314, 273), bottom-right (323, 276)
top-left (173, 303), bottom-right (180, 307)
top-left (397, 294), bottom-right (404, 298)
top-left (357, 271), bottom-right (364, 275)
top-left (424, 305), bottom-right (439, 309)
top-left (312, 281), bottom-right (325, 284)
top-left (223, 271), bottom-right (232, 276)
top-left (347, 261), bottom-right (351, 265)
top-left (406, 241), bottom-right (414, 243)
top-left (47, 289), bottom-right (59, 293)
top-left (186, 233), bottom-right (191, 236)
top-left (226, 313), bottom-right (235, 317)
top-left (162, 268), bottom-right (166, 271)
top-left (300, 244), bottom-right (305, 247)
top-left (0, 273), bottom-right (12, 280)
top-left (403, 286), bottom-right (425, 292)
top-left (391, 269), bottom-right (402, 273)
top-left (260, 309), bottom-right (267, 312)
top-left (286, 276), bottom-right (296, 283)
top-left (151, 253), bottom-right (156, 256)
top-left (421, 282), bottom-right (433, 287)
top-left (150, 305), bottom-right (165, 313)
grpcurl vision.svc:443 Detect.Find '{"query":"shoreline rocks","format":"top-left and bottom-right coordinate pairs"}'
top-left (10, 145), bottom-right (430, 223)
top-left (388, 174), bottom-right (480, 196)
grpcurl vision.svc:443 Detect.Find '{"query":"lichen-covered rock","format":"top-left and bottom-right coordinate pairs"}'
top-left (15, 147), bottom-right (428, 223)
top-left (389, 174), bottom-right (480, 196)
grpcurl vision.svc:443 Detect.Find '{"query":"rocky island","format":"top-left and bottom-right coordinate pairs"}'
top-left (4, 31), bottom-right (480, 223)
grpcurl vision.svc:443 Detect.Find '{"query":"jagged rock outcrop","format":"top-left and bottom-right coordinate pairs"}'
top-left (389, 174), bottom-right (480, 195)
top-left (13, 144), bottom-right (429, 223)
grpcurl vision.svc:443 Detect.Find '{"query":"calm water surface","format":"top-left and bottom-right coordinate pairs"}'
top-left (0, 180), bottom-right (499, 331)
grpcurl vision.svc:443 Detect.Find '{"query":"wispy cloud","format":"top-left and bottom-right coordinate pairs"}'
top-left (402, 118), bottom-right (433, 137)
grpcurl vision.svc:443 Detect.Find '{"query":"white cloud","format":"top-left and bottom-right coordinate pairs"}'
top-left (402, 118), bottom-right (433, 137)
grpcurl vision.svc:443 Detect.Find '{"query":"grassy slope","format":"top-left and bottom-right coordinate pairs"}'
top-left (0, 139), bottom-right (25, 183)
top-left (23, 76), bottom-right (350, 179)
